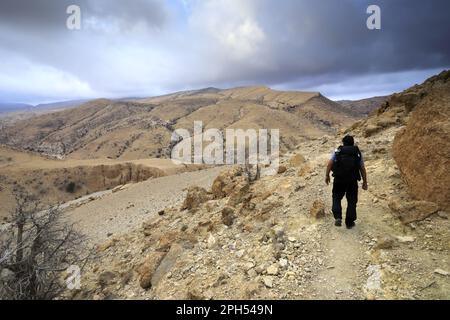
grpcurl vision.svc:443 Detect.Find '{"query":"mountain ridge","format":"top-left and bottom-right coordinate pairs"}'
top-left (0, 86), bottom-right (361, 160)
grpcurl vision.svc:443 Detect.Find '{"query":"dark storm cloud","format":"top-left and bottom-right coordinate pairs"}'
top-left (211, 0), bottom-right (450, 86)
top-left (0, 0), bottom-right (168, 32)
top-left (0, 0), bottom-right (449, 103)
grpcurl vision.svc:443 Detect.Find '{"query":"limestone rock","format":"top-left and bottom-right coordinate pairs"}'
top-left (310, 200), bottom-right (326, 219)
top-left (151, 243), bottom-right (183, 288)
top-left (211, 167), bottom-right (244, 199)
top-left (207, 233), bottom-right (217, 249)
top-left (375, 236), bottom-right (395, 249)
top-left (395, 235), bottom-right (415, 243)
top-left (388, 199), bottom-right (439, 224)
top-left (289, 154), bottom-right (306, 167)
top-left (0, 268), bottom-right (15, 282)
top-left (98, 271), bottom-right (117, 288)
top-left (266, 265), bottom-right (279, 275)
top-left (277, 165), bottom-right (287, 174)
top-left (221, 206), bottom-right (235, 226)
top-left (181, 186), bottom-right (212, 211)
top-left (136, 251), bottom-right (166, 289)
top-left (434, 269), bottom-right (450, 276)
top-left (262, 276), bottom-right (273, 288)
top-left (392, 70), bottom-right (450, 210)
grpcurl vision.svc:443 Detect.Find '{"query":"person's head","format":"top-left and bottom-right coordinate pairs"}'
top-left (342, 135), bottom-right (355, 146)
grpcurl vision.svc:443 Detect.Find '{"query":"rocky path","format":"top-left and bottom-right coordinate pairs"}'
top-left (291, 147), bottom-right (372, 299)
top-left (312, 222), bottom-right (367, 299)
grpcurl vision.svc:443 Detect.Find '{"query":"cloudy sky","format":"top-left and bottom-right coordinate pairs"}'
top-left (0, 0), bottom-right (449, 104)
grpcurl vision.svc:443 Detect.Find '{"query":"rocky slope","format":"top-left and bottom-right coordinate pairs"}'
top-left (392, 72), bottom-right (450, 210)
top-left (348, 70), bottom-right (450, 211)
top-left (67, 131), bottom-right (449, 300)
top-left (337, 96), bottom-right (389, 117)
top-left (0, 87), bottom-right (359, 160)
top-left (0, 146), bottom-right (206, 221)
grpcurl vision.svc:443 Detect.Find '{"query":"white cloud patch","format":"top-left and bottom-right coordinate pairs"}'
top-left (0, 53), bottom-right (96, 103)
top-left (189, 0), bottom-right (266, 61)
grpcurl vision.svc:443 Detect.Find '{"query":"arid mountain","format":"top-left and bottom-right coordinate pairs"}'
top-left (0, 87), bottom-right (360, 160)
top-left (0, 102), bottom-right (33, 114)
top-left (337, 96), bottom-right (389, 117)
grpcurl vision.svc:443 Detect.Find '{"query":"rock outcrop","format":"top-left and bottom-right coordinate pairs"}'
top-left (392, 71), bottom-right (450, 210)
top-left (350, 70), bottom-right (450, 211)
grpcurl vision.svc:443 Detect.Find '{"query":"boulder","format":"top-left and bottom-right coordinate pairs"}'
top-left (375, 235), bottom-right (395, 249)
top-left (289, 154), bottom-right (306, 167)
top-left (207, 233), bottom-right (217, 249)
top-left (211, 167), bottom-right (244, 199)
top-left (364, 124), bottom-right (381, 137)
top-left (388, 198), bottom-right (439, 224)
top-left (262, 276), bottom-right (273, 288)
top-left (277, 165), bottom-right (287, 174)
top-left (221, 206), bottom-right (235, 226)
top-left (151, 243), bottom-right (183, 288)
top-left (392, 70), bottom-right (450, 210)
top-left (310, 200), bottom-right (326, 219)
top-left (227, 179), bottom-right (251, 207)
top-left (266, 265), bottom-right (279, 275)
top-left (136, 252), bottom-right (166, 289)
top-left (98, 271), bottom-right (117, 288)
top-left (181, 186), bottom-right (212, 211)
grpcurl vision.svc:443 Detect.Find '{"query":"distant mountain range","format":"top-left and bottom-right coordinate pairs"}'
top-left (0, 99), bottom-right (90, 114)
top-left (336, 96), bottom-right (389, 117)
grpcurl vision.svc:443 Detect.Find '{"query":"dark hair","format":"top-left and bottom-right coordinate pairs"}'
top-left (342, 135), bottom-right (354, 146)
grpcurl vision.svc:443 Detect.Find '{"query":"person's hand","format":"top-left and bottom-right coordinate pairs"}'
top-left (325, 175), bottom-right (330, 185)
top-left (362, 181), bottom-right (368, 190)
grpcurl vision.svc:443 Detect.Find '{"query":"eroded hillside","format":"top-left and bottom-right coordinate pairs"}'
top-left (0, 87), bottom-right (360, 160)
top-left (0, 146), bottom-right (205, 220)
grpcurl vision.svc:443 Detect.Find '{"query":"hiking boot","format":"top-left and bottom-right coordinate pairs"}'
top-left (346, 222), bottom-right (355, 229)
top-left (335, 219), bottom-right (342, 227)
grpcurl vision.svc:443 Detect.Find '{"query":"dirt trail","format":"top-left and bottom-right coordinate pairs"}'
top-left (313, 222), bottom-right (366, 299)
top-left (297, 150), bottom-right (371, 299)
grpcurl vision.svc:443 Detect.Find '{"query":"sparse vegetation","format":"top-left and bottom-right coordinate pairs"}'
top-left (65, 181), bottom-right (77, 193)
top-left (0, 188), bottom-right (88, 300)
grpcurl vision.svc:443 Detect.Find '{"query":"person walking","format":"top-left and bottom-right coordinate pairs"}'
top-left (325, 135), bottom-right (368, 229)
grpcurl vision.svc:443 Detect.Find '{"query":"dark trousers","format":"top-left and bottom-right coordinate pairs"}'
top-left (332, 179), bottom-right (358, 224)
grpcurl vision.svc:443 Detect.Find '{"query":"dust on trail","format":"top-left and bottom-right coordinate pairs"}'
top-left (313, 222), bottom-right (367, 299)
top-left (289, 140), bottom-right (401, 299)
top-left (300, 152), bottom-right (371, 299)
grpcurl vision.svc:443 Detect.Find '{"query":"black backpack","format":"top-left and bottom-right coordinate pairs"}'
top-left (332, 145), bottom-right (362, 181)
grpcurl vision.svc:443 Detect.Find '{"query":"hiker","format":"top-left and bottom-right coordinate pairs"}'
top-left (325, 135), bottom-right (368, 229)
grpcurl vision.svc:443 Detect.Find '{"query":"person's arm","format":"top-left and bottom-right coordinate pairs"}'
top-left (325, 159), bottom-right (333, 185)
top-left (359, 151), bottom-right (368, 190)
top-left (360, 164), bottom-right (368, 190)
